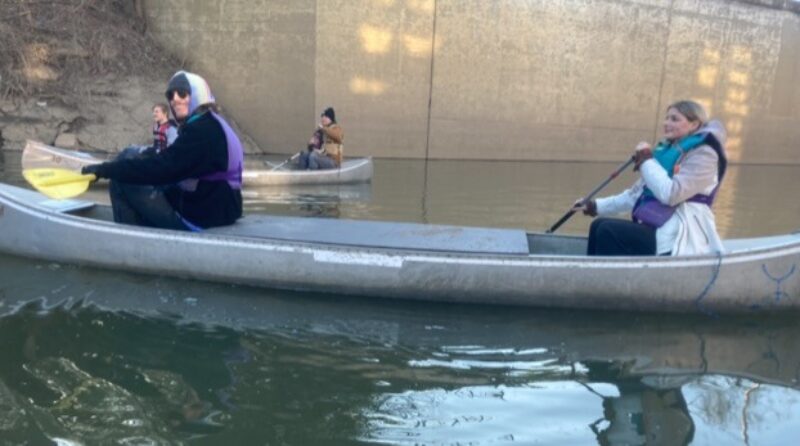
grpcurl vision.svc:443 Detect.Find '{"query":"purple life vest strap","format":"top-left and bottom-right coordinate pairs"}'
top-left (632, 192), bottom-right (716, 228)
top-left (196, 111), bottom-right (243, 190)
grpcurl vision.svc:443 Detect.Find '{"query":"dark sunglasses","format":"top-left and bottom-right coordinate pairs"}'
top-left (166, 88), bottom-right (189, 100)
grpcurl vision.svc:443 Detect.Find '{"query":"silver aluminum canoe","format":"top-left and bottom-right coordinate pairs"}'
top-left (243, 157), bottom-right (373, 186)
top-left (23, 140), bottom-right (373, 186)
top-left (0, 183), bottom-right (797, 314)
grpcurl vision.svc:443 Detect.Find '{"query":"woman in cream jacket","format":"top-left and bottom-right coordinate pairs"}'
top-left (575, 100), bottom-right (727, 256)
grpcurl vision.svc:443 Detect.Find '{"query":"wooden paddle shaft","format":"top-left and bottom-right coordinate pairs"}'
top-left (270, 152), bottom-right (301, 171)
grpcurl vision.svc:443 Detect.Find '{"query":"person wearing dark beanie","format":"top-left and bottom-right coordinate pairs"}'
top-left (297, 106), bottom-right (345, 169)
top-left (322, 107), bottom-right (336, 124)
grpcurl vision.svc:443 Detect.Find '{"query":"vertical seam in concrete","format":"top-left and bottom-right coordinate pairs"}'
top-left (314, 0), bottom-right (319, 123)
top-left (421, 0), bottom-right (438, 224)
top-left (653, 0), bottom-right (676, 142)
top-left (424, 0), bottom-right (438, 160)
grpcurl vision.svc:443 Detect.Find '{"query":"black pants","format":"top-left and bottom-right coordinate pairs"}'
top-left (587, 217), bottom-right (656, 256)
top-left (109, 181), bottom-right (189, 230)
top-left (108, 147), bottom-right (189, 230)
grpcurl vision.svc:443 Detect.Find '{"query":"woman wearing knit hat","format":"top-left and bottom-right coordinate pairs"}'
top-left (297, 107), bottom-right (344, 170)
top-left (81, 70), bottom-right (244, 230)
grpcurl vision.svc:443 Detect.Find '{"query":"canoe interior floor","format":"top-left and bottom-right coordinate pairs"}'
top-left (526, 233), bottom-right (588, 256)
top-left (72, 206), bottom-right (535, 254)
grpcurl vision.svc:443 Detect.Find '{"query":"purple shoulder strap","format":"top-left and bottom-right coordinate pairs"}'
top-left (197, 111), bottom-right (243, 189)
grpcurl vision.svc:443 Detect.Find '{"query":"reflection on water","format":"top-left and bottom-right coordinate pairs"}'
top-left (0, 255), bottom-right (799, 444)
top-left (243, 183), bottom-right (373, 219)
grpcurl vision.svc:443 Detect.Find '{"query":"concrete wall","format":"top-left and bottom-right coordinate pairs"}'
top-left (143, 0), bottom-right (317, 153)
top-left (144, 0), bottom-right (800, 164)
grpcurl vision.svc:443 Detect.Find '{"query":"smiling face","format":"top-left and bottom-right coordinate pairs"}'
top-left (168, 90), bottom-right (191, 121)
top-left (663, 107), bottom-right (701, 141)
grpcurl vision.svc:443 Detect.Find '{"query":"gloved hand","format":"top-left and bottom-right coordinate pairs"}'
top-left (81, 164), bottom-right (104, 179)
top-left (582, 199), bottom-right (597, 217)
top-left (572, 199), bottom-right (597, 217)
top-left (633, 141), bottom-right (653, 172)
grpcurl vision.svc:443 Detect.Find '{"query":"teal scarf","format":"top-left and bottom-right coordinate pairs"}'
top-left (641, 132), bottom-right (707, 198)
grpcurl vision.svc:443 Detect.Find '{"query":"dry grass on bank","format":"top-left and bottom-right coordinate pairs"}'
top-left (0, 0), bottom-right (177, 101)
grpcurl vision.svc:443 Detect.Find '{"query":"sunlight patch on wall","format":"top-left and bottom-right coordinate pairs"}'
top-left (403, 33), bottom-right (433, 57)
top-left (350, 76), bottom-right (388, 95)
top-left (726, 120), bottom-right (743, 134)
top-left (727, 71), bottom-right (749, 86)
top-left (696, 66), bottom-right (718, 88)
top-left (710, 43), bottom-right (754, 237)
top-left (694, 44), bottom-right (752, 163)
top-left (725, 88), bottom-right (748, 103)
top-left (407, 0), bottom-right (435, 14)
top-left (693, 48), bottom-right (719, 118)
top-left (360, 24), bottom-right (393, 54)
top-left (704, 47), bottom-right (721, 62)
top-left (721, 46), bottom-right (753, 163)
top-left (723, 103), bottom-right (749, 116)
top-left (696, 48), bottom-right (720, 88)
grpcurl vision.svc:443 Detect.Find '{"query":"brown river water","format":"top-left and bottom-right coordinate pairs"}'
top-left (0, 149), bottom-right (799, 445)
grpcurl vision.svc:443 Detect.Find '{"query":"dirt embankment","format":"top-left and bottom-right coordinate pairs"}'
top-left (0, 0), bottom-right (258, 153)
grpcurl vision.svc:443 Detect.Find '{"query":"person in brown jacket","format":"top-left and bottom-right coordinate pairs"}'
top-left (298, 107), bottom-right (344, 169)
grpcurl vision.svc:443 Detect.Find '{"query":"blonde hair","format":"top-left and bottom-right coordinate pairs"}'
top-left (667, 100), bottom-right (708, 125)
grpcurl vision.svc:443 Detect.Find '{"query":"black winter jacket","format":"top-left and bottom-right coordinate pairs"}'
top-left (94, 112), bottom-right (242, 228)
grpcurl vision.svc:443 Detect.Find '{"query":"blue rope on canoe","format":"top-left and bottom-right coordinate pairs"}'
top-left (694, 251), bottom-right (723, 317)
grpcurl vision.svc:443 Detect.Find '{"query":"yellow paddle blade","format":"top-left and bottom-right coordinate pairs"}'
top-left (22, 168), bottom-right (96, 199)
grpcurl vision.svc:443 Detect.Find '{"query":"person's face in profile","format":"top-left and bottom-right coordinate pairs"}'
top-left (153, 107), bottom-right (168, 124)
top-left (663, 107), bottom-right (700, 141)
top-left (320, 115), bottom-right (332, 127)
